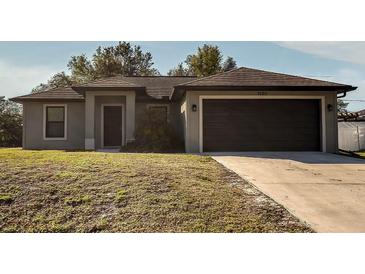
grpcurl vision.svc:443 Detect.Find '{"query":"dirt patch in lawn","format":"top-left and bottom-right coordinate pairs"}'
top-left (0, 148), bottom-right (312, 232)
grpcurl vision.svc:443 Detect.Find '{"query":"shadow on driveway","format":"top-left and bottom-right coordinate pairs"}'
top-left (206, 151), bottom-right (365, 164)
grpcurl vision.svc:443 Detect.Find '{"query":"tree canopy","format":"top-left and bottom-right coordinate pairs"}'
top-left (222, 56), bottom-right (237, 72)
top-left (168, 44), bottom-right (238, 77)
top-left (0, 98), bottom-right (22, 147)
top-left (337, 99), bottom-right (349, 112)
top-left (32, 72), bottom-right (73, 93)
top-left (33, 42), bottom-right (238, 92)
top-left (32, 42), bottom-right (160, 93)
top-left (167, 63), bottom-right (191, 77)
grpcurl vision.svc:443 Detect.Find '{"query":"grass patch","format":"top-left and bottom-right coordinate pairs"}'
top-left (341, 150), bottom-right (365, 159)
top-left (0, 148), bottom-right (312, 232)
top-left (64, 195), bottom-right (91, 206)
top-left (0, 194), bottom-right (13, 205)
top-left (115, 189), bottom-right (128, 203)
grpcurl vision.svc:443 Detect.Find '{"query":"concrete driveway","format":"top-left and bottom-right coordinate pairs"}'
top-left (211, 152), bottom-right (365, 232)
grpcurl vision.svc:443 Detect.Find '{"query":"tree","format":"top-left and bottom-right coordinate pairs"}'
top-left (222, 56), bottom-right (237, 72)
top-left (0, 99), bottom-right (22, 147)
top-left (187, 44), bottom-right (222, 77)
top-left (168, 44), bottom-right (238, 77)
top-left (338, 99), bottom-right (349, 112)
top-left (67, 54), bottom-right (95, 83)
top-left (32, 72), bottom-right (73, 93)
top-left (167, 63), bottom-right (192, 76)
top-left (70, 42), bottom-right (160, 80)
top-left (32, 42), bottom-right (160, 93)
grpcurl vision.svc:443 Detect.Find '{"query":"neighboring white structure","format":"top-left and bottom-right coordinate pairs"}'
top-left (338, 121), bottom-right (365, 151)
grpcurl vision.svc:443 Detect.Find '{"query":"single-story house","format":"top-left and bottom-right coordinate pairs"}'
top-left (11, 67), bottom-right (356, 153)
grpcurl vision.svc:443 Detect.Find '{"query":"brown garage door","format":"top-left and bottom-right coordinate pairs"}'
top-left (203, 99), bottom-right (321, 152)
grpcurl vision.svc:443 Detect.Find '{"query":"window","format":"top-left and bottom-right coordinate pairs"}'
top-left (44, 105), bottom-right (66, 139)
top-left (148, 105), bottom-right (169, 123)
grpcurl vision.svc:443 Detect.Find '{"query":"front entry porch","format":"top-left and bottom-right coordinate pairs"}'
top-left (84, 90), bottom-right (136, 150)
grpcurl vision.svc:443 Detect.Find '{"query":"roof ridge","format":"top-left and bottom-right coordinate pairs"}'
top-left (120, 75), bottom-right (197, 78)
top-left (72, 74), bottom-right (197, 88)
top-left (72, 75), bottom-right (142, 88)
top-left (175, 67), bottom-right (242, 86)
top-left (176, 66), bottom-right (352, 87)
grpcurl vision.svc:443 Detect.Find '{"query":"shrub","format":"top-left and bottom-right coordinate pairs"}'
top-left (124, 108), bottom-right (183, 152)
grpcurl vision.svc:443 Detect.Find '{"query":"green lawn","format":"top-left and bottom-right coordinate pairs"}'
top-left (0, 148), bottom-right (312, 232)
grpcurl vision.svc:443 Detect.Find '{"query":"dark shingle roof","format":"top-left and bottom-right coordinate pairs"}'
top-left (73, 76), bottom-right (196, 98)
top-left (176, 67), bottom-right (355, 89)
top-left (119, 76), bottom-right (196, 98)
top-left (11, 87), bottom-right (84, 102)
top-left (73, 76), bottom-right (143, 89)
top-left (11, 68), bottom-right (356, 102)
top-left (10, 76), bottom-right (197, 102)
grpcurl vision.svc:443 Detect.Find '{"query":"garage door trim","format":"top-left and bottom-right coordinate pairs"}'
top-left (198, 95), bottom-right (326, 153)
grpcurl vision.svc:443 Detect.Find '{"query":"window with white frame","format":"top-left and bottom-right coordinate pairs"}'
top-left (44, 105), bottom-right (67, 139)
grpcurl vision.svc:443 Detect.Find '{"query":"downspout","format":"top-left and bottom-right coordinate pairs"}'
top-left (336, 91), bottom-right (347, 154)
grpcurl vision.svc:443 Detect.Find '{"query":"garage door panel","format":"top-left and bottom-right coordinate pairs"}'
top-left (203, 99), bottom-right (320, 151)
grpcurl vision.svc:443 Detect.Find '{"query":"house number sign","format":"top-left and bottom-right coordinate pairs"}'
top-left (257, 91), bottom-right (268, 96)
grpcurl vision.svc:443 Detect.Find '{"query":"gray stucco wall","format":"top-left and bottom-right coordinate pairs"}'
top-left (22, 96), bottom-right (180, 150)
top-left (21, 90), bottom-right (338, 153)
top-left (23, 101), bottom-right (85, 150)
top-left (182, 90), bottom-right (339, 153)
top-left (94, 96), bottom-right (126, 149)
